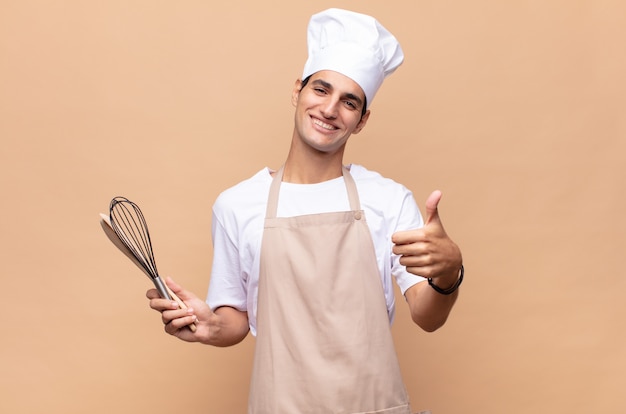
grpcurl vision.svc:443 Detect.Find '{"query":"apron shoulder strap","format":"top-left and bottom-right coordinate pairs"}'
top-left (342, 165), bottom-right (361, 212)
top-left (266, 166), bottom-right (284, 219)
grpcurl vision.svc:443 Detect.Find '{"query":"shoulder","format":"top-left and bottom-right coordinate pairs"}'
top-left (349, 164), bottom-right (413, 198)
top-left (215, 168), bottom-right (271, 202)
top-left (349, 164), bottom-right (422, 227)
top-left (213, 168), bottom-right (272, 221)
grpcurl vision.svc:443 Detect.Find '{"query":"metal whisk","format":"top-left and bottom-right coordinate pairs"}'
top-left (101, 196), bottom-right (196, 332)
top-left (108, 196), bottom-right (172, 300)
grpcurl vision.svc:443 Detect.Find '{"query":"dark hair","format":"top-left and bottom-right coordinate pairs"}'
top-left (300, 75), bottom-right (368, 117)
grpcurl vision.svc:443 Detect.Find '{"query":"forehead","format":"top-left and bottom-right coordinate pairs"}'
top-left (309, 70), bottom-right (366, 100)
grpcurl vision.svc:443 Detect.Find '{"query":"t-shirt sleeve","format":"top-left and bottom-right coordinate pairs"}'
top-left (206, 205), bottom-right (248, 312)
top-left (392, 191), bottom-right (426, 294)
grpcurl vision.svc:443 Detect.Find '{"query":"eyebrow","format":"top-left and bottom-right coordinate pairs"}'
top-left (310, 79), bottom-right (364, 108)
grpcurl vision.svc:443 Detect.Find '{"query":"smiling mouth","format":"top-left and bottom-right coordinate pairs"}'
top-left (312, 118), bottom-right (337, 131)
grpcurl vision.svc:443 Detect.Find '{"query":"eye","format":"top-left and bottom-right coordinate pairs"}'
top-left (344, 100), bottom-right (357, 109)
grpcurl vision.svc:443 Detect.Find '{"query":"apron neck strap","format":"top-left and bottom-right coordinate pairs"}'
top-left (266, 165), bottom-right (361, 219)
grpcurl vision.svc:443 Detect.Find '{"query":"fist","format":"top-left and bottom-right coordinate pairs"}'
top-left (392, 190), bottom-right (462, 282)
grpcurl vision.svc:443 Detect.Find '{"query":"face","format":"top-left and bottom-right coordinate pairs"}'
top-left (291, 70), bottom-right (370, 155)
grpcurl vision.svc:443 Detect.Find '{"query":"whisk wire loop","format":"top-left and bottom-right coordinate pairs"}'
top-left (109, 196), bottom-right (160, 284)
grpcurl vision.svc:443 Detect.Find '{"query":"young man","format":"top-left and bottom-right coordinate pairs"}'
top-left (148, 8), bottom-right (463, 413)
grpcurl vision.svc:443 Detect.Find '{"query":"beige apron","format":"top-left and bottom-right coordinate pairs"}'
top-left (248, 165), bottom-right (412, 414)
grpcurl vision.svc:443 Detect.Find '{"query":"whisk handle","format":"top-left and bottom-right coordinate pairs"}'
top-left (153, 276), bottom-right (172, 300)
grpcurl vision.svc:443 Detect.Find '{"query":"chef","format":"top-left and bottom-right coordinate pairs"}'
top-left (148, 8), bottom-right (463, 413)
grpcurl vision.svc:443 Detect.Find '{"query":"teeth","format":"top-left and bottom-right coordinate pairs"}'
top-left (313, 118), bottom-right (336, 130)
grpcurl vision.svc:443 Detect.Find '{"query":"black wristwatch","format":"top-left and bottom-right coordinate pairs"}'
top-left (428, 265), bottom-right (464, 295)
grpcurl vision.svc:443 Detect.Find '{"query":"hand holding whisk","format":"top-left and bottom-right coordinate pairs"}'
top-left (100, 196), bottom-right (197, 332)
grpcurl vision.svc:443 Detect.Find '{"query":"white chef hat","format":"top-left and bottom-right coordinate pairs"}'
top-left (302, 8), bottom-right (404, 109)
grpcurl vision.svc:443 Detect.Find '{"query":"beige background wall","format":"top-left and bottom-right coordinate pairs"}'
top-left (1, 1), bottom-right (624, 413)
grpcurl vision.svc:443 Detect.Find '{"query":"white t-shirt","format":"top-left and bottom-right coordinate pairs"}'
top-left (206, 164), bottom-right (425, 335)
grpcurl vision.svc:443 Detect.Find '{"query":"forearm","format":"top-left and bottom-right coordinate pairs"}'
top-left (405, 278), bottom-right (459, 332)
top-left (202, 306), bottom-right (250, 347)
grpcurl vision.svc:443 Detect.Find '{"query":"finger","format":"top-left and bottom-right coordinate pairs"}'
top-left (391, 230), bottom-right (410, 245)
top-left (392, 239), bottom-right (427, 256)
top-left (161, 307), bottom-right (193, 325)
top-left (163, 311), bottom-right (198, 337)
top-left (165, 313), bottom-right (198, 332)
top-left (146, 288), bottom-right (160, 300)
top-left (391, 228), bottom-right (425, 245)
top-left (398, 253), bottom-right (430, 268)
top-left (146, 288), bottom-right (179, 310)
top-left (149, 297), bottom-right (180, 311)
top-left (425, 190), bottom-right (442, 225)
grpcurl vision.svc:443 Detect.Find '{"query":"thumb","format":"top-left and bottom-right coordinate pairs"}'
top-left (165, 276), bottom-right (182, 292)
top-left (165, 276), bottom-right (194, 301)
top-left (424, 190), bottom-right (443, 225)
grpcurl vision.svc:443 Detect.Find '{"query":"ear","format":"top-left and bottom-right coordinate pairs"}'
top-left (352, 110), bottom-right (371, 134)
top-left (291, 78), bottom-right (303, 106)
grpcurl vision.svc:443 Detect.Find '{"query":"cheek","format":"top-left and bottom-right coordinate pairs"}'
top-left (347, 116), bottom-right (365, 133)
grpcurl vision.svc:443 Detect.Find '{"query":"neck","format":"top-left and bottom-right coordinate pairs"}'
top-left (282, 156), bottom-right (344, 184)
top-left (282, 138), bottom-right (346, 184)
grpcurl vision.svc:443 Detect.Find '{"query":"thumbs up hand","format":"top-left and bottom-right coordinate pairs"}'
top-left (392, 190), bottom-right (463, 287)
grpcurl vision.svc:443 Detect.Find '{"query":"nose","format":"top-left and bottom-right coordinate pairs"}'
top-left (320, 99), bottom-right (338, 119)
